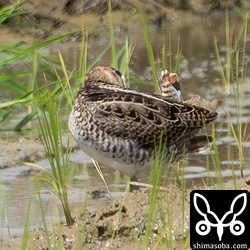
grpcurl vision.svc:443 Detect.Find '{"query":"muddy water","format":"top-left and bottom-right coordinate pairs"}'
top-left (0, 150), bottom-right (127, 239)
top-left (1, 12), bottom-right (250, 239)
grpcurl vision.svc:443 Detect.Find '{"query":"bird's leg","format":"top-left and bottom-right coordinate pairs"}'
top-left (129, 176), bottom-right (141, 191)
top-left (129, 177), bottom-right (170, 192)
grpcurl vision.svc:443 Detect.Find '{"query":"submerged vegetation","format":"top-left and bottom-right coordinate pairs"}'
top-left (0, 0), bottom-right (249, 249)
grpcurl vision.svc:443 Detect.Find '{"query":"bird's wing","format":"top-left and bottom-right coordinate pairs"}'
top-left (82, 85), bottom-right (217, 145)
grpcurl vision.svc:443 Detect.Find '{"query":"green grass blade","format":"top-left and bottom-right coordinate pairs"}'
top-left (0, 30), bottom-right (80, 67)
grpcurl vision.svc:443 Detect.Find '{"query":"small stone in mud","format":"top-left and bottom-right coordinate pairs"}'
top-left (89, 189), bottom-right (105, 199)
top-left (245, 178), bottom-right (250, 185)
top-left (20, 153), bottom-right (31, 162)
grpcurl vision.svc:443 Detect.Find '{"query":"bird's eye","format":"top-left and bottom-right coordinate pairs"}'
top-left (115, 70), bottom-right (122, 77)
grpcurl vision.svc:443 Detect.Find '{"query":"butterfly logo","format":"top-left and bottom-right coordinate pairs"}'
top-left (193, 193), bottom-right (247, 241)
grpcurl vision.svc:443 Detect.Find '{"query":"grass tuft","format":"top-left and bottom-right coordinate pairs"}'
top-left (214, 8), bottom-right (248, 178)
top-left (34, 79), bottom-right (74, 226)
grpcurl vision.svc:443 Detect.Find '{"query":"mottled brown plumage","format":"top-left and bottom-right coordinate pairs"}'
top-left (158, 70), bottom-right (183, 102)
top-left (69, 66), bottom-right (218, 181)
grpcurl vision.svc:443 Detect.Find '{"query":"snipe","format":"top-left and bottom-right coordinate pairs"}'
top-left (69, 66), bottom-right (218, 184)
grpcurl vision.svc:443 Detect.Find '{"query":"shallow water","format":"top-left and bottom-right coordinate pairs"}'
top-left (1, 11), bottom-right (250, 239)
top-left (0, 151), bottom-right (127, 239)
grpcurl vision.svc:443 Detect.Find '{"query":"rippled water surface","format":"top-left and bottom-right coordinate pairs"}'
top-left (0, 12), bottom-right (250, 239)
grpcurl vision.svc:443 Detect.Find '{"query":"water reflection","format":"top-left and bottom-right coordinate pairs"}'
top-left (0, 150), bottom-right (128, 239)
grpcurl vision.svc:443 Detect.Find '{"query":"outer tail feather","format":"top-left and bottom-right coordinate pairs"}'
top-left (158, 68), bottom-right (217, 155)
top-left (158, 70), bottom-right (184, 102)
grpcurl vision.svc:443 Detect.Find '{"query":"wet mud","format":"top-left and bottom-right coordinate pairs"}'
top-left (1, 171), bottom-right (250, 249)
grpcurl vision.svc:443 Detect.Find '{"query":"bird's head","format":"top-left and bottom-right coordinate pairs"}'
top-left (84, 66), bottom-right (126, 88)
